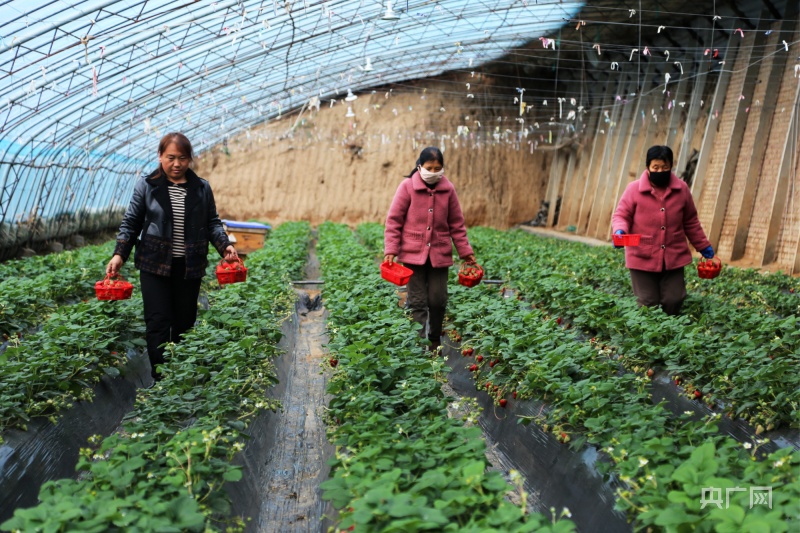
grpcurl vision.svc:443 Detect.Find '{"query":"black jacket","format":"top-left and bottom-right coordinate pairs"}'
top-left (114, 168), bottom-right (231, 279)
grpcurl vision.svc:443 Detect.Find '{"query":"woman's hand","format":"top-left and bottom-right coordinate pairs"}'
top-left (463, 254), bottom-right (476, 264)
top-left (224, 245), bottom-right (238, 261)
top-left (106, 255), bottom-right (124, 276)
top-left (384, 254), bottom-right (396, 264)
top-left (613, 229), bottom-right (625, 249)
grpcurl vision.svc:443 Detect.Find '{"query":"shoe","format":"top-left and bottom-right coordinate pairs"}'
top-left (427, 339), bottom-right (441, 353)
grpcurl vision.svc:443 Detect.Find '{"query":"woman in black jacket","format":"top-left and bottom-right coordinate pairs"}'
top-left (107, 133), bottom-right (236, 382)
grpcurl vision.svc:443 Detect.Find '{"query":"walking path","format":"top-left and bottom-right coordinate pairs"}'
top-left (258, 238), bottom-right (334, 532)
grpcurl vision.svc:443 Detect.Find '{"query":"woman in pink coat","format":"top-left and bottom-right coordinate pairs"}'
top-left (384, 147), bottom-right (476, 352)
top-left (612, 145), bottom-right (714, 315)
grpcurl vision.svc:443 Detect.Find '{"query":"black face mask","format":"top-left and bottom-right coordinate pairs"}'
top-left (649, 170), bottom-right (671, 188)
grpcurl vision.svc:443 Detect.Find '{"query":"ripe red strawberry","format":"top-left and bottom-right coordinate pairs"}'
top-left (513, 391), bottom-right (517, 399)
top-left (476, 355), bottom-right (484, 362)
top-left (694, 390), bottom-right (702, 399)
top-left (467, 348), bottom-right (474, 356)
top-left (790, 288), bottom-right (795, 293)
top-left (486, 382), bottom-right (492, 390)
top-left (499, 399), bottom-right (507, 408)
top-left (329, 358), bottom-right (338, 368)
top-left (646, 368), bottom-right (654, 378)
top-left (462, 348), bottom-right (469, 356)
top-left (469, 364), bottom-right (478, 372)
top-left (556, 317), bottom-right (562, 325)
top-left (674, 377), bottom-right (682, 385)
top-left (489, 360), bottom-right (497, 368)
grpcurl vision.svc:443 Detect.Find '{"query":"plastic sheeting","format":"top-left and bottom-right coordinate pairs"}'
top-left (0, 0), bottom-right (582, 246)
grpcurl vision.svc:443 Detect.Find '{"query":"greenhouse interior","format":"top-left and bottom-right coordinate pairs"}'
top-left (0, 0), bottom-right (799, 531)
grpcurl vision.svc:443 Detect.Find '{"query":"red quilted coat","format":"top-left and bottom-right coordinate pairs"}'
top-left (612, 171), bottom-right (711, 272)
top-left (384, 171), bottom-right (473, 268)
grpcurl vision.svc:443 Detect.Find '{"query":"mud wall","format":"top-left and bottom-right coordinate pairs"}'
top-left (194, 80), bottom-right (552, 230)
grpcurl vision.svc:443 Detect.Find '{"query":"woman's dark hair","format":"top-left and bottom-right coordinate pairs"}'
top-left (158, 132), bottom-right (194, 160)
top-left (646, 145), bottom-right (673, 168)
top-left (407, 146), bottom-right (444, 178)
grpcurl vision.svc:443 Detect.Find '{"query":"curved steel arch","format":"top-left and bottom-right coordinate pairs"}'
top-left (0, 0), bottom-right (582, 229)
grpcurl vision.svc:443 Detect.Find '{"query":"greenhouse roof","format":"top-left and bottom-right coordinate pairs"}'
top-left (0, 0), bottom-right (582, 225)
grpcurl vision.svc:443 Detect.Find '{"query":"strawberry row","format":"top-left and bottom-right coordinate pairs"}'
top-left (0, 290), bottom-right (145, 439)
top-left (468, 228), bottom-right (799, 430)
top-left (523, 230), bottom-right (799, 318)
top-left (1, 222), bottom-right (311, 532)
top-left (445, 280), bottom-right (800, 532)
top-left (0, 242), bottom-right (117, 337)
top-left (317, 222), bottom-right (574, 533)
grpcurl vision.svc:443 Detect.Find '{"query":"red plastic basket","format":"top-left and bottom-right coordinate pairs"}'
top-left (612, 234), bottom-right (641, 247)
top-left (95, 274), bottom-right (134, 301)
top-left (380, 261), bottom-right (413, 286)
top-left (458, 262), bottom-right (484, 288)
top-left (216, 258), bottom-right (247, 286)
top-left (697, 257), bottom-right (722, 279)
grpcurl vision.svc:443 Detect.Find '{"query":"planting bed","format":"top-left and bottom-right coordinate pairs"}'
top-left (2, 222), bottom-right (799, 532)
top-left (442, 227), bottom-right (799, 531)
top-left (318, 222), bottom-right (574, 532)
top-left (1, 222), bottom-right (312, 532)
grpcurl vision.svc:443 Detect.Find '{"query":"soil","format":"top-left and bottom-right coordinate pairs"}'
top-left (249, 236), bottom-right (336, 532)
top-left (256, 291), bottom-right (334, 533)
top-left (193, 81), bottom-right (553, 230)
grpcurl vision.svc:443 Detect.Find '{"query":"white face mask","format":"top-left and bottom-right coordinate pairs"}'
top-left (418, 166), bottom-right (444, 184)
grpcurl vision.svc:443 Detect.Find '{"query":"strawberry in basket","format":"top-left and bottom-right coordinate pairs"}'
top-left (216, 258), bottom-right (247, 285)
top-left (458, 261), bottom-right (484, 288)
top-left (95, 274), bottom-right (134, 300)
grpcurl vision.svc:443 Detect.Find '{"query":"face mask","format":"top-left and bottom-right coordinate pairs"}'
top-left (419, 166), bottom-right (444, 184)
top-left (648, 170), bottom-right (671, 188)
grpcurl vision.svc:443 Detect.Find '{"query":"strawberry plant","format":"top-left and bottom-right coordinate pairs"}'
top-left (1, 222), bottom-right (311, 532)
top-left (0, 242), bottom-right (118, 336)
top-left (435, 228), bottom-right (800, 531)
top-left (466, 228), bottom-right (799, 430)
top-left (317, 222), bottom-right (574, 533)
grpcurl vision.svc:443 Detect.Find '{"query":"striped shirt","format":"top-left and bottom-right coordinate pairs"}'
top-left (168, 182), bottom-right (188, 257)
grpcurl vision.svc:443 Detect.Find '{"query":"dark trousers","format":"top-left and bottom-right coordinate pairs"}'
top-left (406, 259), bottom-right (449, 342)
top-left (139, 257), bottom-right (201, 379)
top-left (629, 267), bottom-right (687, 316)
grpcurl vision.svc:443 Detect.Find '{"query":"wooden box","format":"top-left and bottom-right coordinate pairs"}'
top-left (222, 220), bottom-right (271, 255)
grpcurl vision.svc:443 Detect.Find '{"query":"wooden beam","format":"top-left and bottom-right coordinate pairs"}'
top-left (690, 32), bottom-right (740, 199)
top-left (545, 152), bottom-right (565, 228)
top-left (590, 84), bottom-right (639, 239)
top-left (731, 19), bottom-right (794, 260)
top-left (706, 24), bottom-right (766, 249)
top-left (557, 151), bottom-right (578, 228)
top-left (582, 75), bottom-right (627, 234)
top-left (558, 110), bottom-right (598, 229)
top-left (676, 73), bottom-right (708, 183)
top-left (611, 85), bottom-right (654, 226)
top-left (763, 17), bottom-right (800, 265)
top-left (665, 77), bottom-right (687, 147)
top-left (763, 81), bottom-right (800, 265)
top-left (573, 77), bottom-right (616, 233)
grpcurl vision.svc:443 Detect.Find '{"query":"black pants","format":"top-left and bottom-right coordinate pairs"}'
top-left (406, 259), bottom-right (449, 342)
top-left (629, 267), bottom-right (687, 316)
top-left (139, 257), bottom-right (202, 379)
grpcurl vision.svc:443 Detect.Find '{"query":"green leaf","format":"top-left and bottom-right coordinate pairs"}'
top-left (653, 506), bottom-right (700, 527)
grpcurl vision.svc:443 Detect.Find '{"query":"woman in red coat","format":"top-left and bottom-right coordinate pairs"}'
top-left (384, 147), bottom-right (476, 352)
top-left (612, 145), bottom-right (714, 315)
